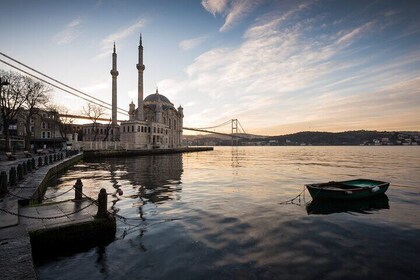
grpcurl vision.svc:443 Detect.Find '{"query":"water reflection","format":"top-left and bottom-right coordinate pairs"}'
top-left (89, 154), bottom-right (183, 198)
top-left (306, 194), bottom-right (390, 215)
top-left (36, 147), bottom-right (420, 280)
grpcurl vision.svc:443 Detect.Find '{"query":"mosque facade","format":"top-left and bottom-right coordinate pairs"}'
top-left (83, 36), bottom-right (183, 149)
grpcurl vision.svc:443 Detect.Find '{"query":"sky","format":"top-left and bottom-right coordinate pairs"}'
top-left (1, 0), bottom-right (420, 135)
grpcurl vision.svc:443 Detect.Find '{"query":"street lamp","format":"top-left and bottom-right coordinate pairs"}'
top-left (0, 78), bottom-right (10, 87)
top-left (0, 77), bottom-right (10, 149)
top-left (0, 77), bottom-right (10, 91)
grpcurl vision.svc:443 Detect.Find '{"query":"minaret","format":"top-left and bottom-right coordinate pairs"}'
top-left (156, 88), bottom-right (162, 123)
top-left (136, 34), bottom-right (145, 120)
top-left (110, 42), bottom-right (119, 127)
top-left (129, 101), bottom-right (135, 120)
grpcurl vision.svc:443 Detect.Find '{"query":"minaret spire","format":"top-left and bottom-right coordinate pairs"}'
top-left (136, 33), bottom-right (145, 120)
top-left (110, 42), bottom-right (119, 130)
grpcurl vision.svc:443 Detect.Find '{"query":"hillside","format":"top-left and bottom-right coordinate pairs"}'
top-left (185, 130), bottom-right (420, 146)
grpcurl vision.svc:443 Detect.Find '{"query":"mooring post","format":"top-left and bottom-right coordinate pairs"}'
top-left (44, 155), bottom-right (48, 165)
top-left (38, 157), bottom-right (42, 167)
top-left (26, 159), bottom-right (31, 172)
top-left (74, 179), bottom-right (83, 200)
top-left (96, 188), bottom-right (108, 218)
top-left (22, 162), bottom-right (27, 175)
top-left (0, 171), bottom-right (8, 194)
top-left (49, 155), bottom-right (53, 164)
top-left (17, 164), bottom-right (23, 181)
top-left (9, 167), bottom-right (17, 186)
top-left (31, 158), bottom-right (36, 169)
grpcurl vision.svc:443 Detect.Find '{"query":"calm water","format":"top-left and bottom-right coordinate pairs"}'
top-left (38, 146), bottom-right (420, 279)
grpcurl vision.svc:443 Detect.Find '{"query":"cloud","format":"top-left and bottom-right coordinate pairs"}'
top-left (179, 36), bottom-right (207, 51)
top-left (81, 82), bottom-right (109, 93)
top-left (52, 18), bottom-right (83, 45)
top-left (102, 18), bottom-right (146, 45)
top-left (201, 0), bottom-right (228, 15)
top-left (202, 0), bottom-right (264, 32)
top-left (170, 3), bottom-right (420, 134)
top-left (336, 20), bottom-right (375, 46)
top-left (94, 18), bottom-right (147, 59)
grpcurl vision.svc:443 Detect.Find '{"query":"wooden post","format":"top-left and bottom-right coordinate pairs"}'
top-left (0, 171), bottom-right (7, 194)
top-left (17, 164), bottom-right (23, 181)
top-left (9, 167), bottom-right (17, 186)
top-left (44, 155), bottom-right (48, 165)
top-left (31, 158), bottom-right (36, 169)
top-left (38, 157), bottom-right (43, 167)
top-left (96, 188), bottom-right (108, 218)
top-left (49, 155), bottom-right (53, 164)
top-left (74, 179), bottom-right (83, 200)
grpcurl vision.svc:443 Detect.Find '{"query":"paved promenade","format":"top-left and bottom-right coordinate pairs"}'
top-left (0, 152), bottom-right (87, 280)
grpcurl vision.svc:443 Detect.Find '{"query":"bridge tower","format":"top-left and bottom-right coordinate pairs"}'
top-left (231, 119), bottom-right (239, 146)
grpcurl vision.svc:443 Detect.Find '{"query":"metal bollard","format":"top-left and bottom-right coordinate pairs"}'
top-left (17, 164), bottom-right (23, 181)
top-left (31, 158), bottom-right (36, 169)
top-left (0, 171), bottom-right (8, 194)
top-left (9, 167), bottom-right (17, 186)
top-left (74, 179), bottom-right (83, 200)
top-left (27, 159), bottom-right (32, 172)
top-left (22, 162), bottom-right (27, 175)
top-left (96, 188), bottom-right (108, 218)
top-left (44, 155), bottom-right (49, 165)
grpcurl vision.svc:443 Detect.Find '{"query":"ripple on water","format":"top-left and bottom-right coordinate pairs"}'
top-left (38, 147), bottom-right (420, 279)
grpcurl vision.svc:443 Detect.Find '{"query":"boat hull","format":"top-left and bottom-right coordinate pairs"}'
top-left (305, 179), bottom-right (389, 200)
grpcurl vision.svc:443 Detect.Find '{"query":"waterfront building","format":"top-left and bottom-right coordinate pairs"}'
top-left (83, 35), bottom-right (184, 149)
top-left (0, 107), bottom-right (67, 151)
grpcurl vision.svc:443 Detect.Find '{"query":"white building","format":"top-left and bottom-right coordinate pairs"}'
top-left (83, 35), bottom-right (184, 149)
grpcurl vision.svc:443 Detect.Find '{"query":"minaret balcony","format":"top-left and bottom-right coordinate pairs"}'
top-left (136, 64), bottom-right (145, 71)
top-left (110, 70), bottom-right (119, 76)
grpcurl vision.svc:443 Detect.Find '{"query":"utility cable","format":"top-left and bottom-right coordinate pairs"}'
top-left (0, 52), bottom-right (128, 115)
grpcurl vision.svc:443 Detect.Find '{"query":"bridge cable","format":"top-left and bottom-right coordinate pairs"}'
top-left (0, 52), bottom-right (128, 115)
top-left (192, 120), bottom-right (232, 130)
top-left (0, 58), bottom-right (128, 116)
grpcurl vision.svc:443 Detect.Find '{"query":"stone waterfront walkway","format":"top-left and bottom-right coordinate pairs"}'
top-left (0, 152), bottom-right (86, 280)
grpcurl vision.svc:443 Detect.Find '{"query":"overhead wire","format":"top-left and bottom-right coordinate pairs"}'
top-left (0, 58), bottom-right (125, 115)
top-left (0, 52), bottom-right (128, 115)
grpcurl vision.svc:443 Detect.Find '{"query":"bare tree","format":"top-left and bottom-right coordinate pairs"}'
top-left (22, 77), bottom-right (51, 150)
top-left (102, 118), bottom-right (112, 141)
top-left (47, 104), bottom-right (75, 140)
top-left (0, 70), bottom-right (29, 151)
top-left (82, 103), bottom-right (106, 141)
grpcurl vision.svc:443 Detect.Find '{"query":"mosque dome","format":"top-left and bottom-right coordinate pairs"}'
top-left (143, 88), bottom-right (174, 110)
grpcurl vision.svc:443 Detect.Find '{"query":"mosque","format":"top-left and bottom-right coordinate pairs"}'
top-left (83, 35), bottom-right (184, 149)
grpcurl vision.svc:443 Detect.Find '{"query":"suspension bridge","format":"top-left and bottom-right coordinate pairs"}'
top-left (1, 52), bottom-right (255, 141)
top-left (60, 113), bottom-right (253, 140)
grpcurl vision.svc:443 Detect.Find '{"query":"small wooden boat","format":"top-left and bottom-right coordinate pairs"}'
top-left (305, 179), bottom-right (390, 200)
top-left (306, 194), bottom-right (389, 215)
